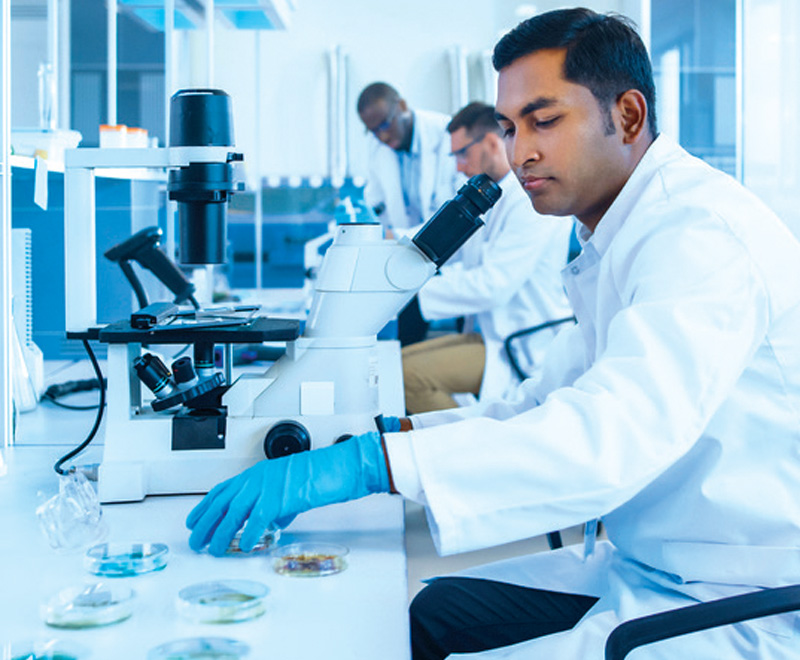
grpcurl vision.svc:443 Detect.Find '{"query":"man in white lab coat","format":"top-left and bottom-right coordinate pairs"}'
top-left (403, 101), bottom-right (574, 413)
top-left (358, 82), bottom-right (460, 234)
top-left (358, 82), bottom-right (461, 345)
top-left (188, 8), bottom-right (800, 659)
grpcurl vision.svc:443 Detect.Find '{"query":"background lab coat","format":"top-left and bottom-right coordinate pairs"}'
top-left (417, 171), bottom-right (574, 400)
top-left (386, 134), bottom-right (800, 658)
top-left (363, 109), bottom-right (459, 231)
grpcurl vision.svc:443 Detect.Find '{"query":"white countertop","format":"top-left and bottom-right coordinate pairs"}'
top-left (0, 445), bottom-right (410, 659)
top-left (2, 342), bottom-right (410, 658)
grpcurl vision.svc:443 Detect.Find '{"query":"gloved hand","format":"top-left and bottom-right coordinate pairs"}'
top-left (186, 431), bottom-right (391, 556)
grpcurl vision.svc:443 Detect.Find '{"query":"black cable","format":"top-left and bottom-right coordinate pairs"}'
top-left (42, 375), bottom-right (107, 410)
top-left (53, 339), bottom-right (106, 476)
top-left (42, 396), bottom-right (100, 411)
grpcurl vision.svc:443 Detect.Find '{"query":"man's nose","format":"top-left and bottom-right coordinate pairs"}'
top-left (508, 131), bottom-right (540, 170)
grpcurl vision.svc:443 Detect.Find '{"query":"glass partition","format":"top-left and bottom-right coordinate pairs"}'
top-left (741, 0), bottom-right (800, 237)
top-left (650, 0), bottom-right (737, 176)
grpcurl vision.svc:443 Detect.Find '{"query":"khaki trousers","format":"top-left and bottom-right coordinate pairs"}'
top-left (402, 333), bottom-right (485, 414)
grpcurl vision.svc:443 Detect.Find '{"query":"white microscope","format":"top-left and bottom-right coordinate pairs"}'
top-left (65, 90), bottom-right (502, 503)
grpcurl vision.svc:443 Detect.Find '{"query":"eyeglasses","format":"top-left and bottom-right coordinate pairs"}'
top-left (449, 134), bottom-right (486, 160)
top-left (368, 105), bottom-right (398, 136)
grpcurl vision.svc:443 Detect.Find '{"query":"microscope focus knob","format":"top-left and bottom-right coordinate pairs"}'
top-left (264, 421), bottom-right (311, 458)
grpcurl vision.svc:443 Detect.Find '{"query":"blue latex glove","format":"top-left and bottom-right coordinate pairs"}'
top-left (382, 416), bottom-right (402, 433)
top-left (186, 431), bottom-right (391, 556)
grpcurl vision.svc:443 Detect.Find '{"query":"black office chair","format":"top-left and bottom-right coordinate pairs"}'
top-left (503, 316), bottom-right (577, 382)
top-left (504, 223), bottom-right (582, 382)
top-left (605, 584), bottom-right (800, 659)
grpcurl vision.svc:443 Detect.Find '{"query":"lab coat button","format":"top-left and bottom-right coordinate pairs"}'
top-left (571, 265), bottom-right (580, 275)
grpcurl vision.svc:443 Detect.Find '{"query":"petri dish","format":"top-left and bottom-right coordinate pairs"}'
top-left (225, 527), bottom-right (281, 555)
top-left (271, 542), bottom-right (349, 577)
top-left (85, 541), bottom-right (169, 577)
top-left (176, 580), bottom-right (268, 624)
top-left (6, 639), bottom-right (90, 660)
top-left (147, 637), bottom-right (250, 660)
top-left (42, 582), bottom-right (135, 629)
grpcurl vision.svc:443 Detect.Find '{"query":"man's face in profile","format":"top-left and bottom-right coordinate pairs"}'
top-left (495, 48), bottom-right (629, 231)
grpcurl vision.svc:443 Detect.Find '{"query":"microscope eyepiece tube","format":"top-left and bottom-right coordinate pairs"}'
top-left (412, 173), bottom-right (502, 268)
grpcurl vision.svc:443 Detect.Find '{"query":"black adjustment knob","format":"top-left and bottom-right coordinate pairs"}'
top-left (263, 421), bottom-right (311, 458)
top-left (334, 434), bottom-right (353, 444)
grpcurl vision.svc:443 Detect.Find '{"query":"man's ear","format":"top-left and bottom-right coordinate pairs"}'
top-left (615, 89), bottom-right (648, 144)
top-left (398, 98), bottom-right (409, 112)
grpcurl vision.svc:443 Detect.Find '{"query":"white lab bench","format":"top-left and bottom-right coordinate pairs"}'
top-left (1, 344), bottom-right (411, 659)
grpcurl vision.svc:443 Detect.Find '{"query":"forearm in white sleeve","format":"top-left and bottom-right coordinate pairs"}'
top-left (383, 431), bottom-right (426, 504)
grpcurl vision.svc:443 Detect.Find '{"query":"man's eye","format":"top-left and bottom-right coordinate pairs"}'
top-left (501, 126), bottom-right (515, 138)
top-left (535, 116), bottom-right (560, 128)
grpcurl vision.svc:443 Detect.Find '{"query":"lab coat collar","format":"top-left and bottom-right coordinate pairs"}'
top-left (582, 133), bottom-right (681, 257)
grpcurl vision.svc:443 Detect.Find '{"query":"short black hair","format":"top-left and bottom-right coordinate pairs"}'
top-left (493, 7), bottom-right (657, 137)
top-left (448, 102), bottom-right (502, 137)
top-left (357, 82), bottom-right (400, 114)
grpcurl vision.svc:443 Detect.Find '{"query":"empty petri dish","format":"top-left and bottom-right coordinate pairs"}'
top-left (271, 542), bottom-right (349, 577)
top-left (6, 639), bottom-right (90, 660)
top-left (219, 527), bottom-right (281, 555)
top-left (147, 637), bottom-right (250, 660)
top-left (85, 542), bottom-right (169, 577)
top-left (42, 582), bottom-right (135, 629)
top-left (176, 580), bottom-right (268, 624)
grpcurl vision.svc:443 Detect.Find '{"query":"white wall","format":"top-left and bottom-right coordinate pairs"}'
top-left (187, 0), bottom-right (638, 182)
top-left (8, 0), bottom-right (642, 178)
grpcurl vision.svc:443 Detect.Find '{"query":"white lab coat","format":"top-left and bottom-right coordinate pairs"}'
top-left (417, 171), bottom-right (574, 400)
top-left (386, 134), bottom-right (800, 658)
top-left (363, 109), bottom-right (459, 231)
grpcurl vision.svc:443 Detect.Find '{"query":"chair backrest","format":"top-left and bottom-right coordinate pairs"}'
top-left (504, 316), bottom-right (577, 382)
top-left (504, 222), bottom-right (581, 381)
top-left (605, 584), bottom-right (800, 660)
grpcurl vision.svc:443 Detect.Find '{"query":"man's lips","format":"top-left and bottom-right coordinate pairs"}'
top-left (519, 174), bottom-right (552, 192)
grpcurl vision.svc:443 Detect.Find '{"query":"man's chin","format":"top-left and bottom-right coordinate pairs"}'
top-left (528, 194), bottom-right (569, 218)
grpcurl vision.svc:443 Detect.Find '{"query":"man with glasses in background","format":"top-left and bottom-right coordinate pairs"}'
top-left (357, 82), bottom-right (459, 234)
top-left (402, 102), bottom-right (574, 413)
top-left (358, 82), bottom-right (460, 345)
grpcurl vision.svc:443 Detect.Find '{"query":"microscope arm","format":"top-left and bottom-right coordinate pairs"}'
top-left (305, 174), bottom-right (502, 341)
